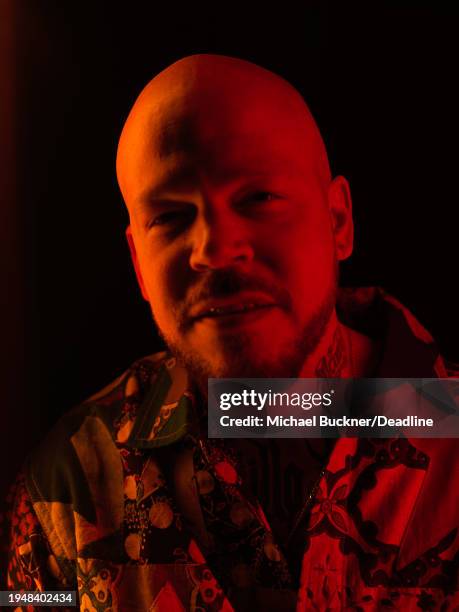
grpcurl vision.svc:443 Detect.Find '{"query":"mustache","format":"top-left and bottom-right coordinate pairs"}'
top-left (178, 269), bottom-right (292, 325)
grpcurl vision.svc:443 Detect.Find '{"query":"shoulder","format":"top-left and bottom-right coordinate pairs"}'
top-left (19, 352), bottom-right (171, 582)
top-left (86, 350), bottom-right (168, 405)
top-left (25, 351), bottom-right (169, 502)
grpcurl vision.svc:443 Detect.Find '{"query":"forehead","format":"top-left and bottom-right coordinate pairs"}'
top-left (123, 105), bottom-right (321, 204)
top-left (117, 59), bottom-right (332, 207)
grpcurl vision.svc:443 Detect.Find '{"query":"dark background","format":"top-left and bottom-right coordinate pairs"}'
top-left (1, 2), bottom-right (458, 497)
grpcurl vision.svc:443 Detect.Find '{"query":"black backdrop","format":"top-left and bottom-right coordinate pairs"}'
top-left (2, 2), bottom-right (458, 497)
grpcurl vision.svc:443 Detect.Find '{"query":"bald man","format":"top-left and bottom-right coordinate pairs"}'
top-left (6, 55), bottom-right (459, 611)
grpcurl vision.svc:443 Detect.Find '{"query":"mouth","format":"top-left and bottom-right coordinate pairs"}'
top-left (190, 294), bottom-right (279, 325)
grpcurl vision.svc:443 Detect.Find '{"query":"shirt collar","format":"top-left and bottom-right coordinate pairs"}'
top-left (125, 355), bottom-right (194, 449)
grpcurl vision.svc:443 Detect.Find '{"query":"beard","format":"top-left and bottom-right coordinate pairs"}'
top-left (154, 265), bottom-right (338, 396)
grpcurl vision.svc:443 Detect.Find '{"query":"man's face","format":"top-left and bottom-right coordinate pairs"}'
top-left (122, 80), bottom-right (351, 385)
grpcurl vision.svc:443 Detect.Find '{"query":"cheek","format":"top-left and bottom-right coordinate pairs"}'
top-left (263, 220), bottom-right (337, 321)
top-left (138, 243), bottom-right (190, 315)
top-left (295, 240), bottom-right (335, 281)
top-left (261, 213), bottom-right (336, 281)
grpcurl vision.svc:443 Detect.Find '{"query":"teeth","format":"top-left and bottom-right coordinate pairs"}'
top-left (206, 303), bottom-right (260, 316)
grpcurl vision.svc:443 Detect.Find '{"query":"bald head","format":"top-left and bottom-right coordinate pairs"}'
top-left (116, 54), bottom-right (331, 208)
top-left (116, 54), bottom-right (354, 382)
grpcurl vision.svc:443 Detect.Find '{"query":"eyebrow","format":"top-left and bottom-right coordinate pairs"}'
top-left (135, 167), bottom-right (286, 209)
top-left (135, 166), bottom-right (198, 207)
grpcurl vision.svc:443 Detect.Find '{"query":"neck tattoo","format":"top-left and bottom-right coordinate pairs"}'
top-left (315, 326), bottom-right (352, 377)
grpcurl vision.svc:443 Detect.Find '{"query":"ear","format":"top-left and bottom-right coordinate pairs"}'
top-left (126, 226), bottom-right (149, 302)
top-left (327, 175), bottom-right (354, 261)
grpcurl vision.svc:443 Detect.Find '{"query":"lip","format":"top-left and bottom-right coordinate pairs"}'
top-left (189, 292), bottom-right (278, 323)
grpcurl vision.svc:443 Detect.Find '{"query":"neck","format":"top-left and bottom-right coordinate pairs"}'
top-left (299, 311), bottom-right (378, 378)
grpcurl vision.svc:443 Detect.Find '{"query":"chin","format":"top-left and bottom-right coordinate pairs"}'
top-left (198, 333), bottom-right (283, 376)
top-left (184, 341), bottom-right (306, 383)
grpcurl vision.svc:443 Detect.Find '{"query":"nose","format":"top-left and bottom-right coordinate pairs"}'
top-left (189, 210), bottom-right (254, 272)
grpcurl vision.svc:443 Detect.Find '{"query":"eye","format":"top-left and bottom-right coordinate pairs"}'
top-left (150, 211), bottom-right (181, 226)
top-left (149, 209), bottom-right (193, 229)
top-left (237, 191), bottom-right (283, 213)
top-left (243, 191), bottom-right (277, 204)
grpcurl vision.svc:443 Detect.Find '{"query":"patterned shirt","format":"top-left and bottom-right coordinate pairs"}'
top-left (3, 287), bottom-right (459, 611)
